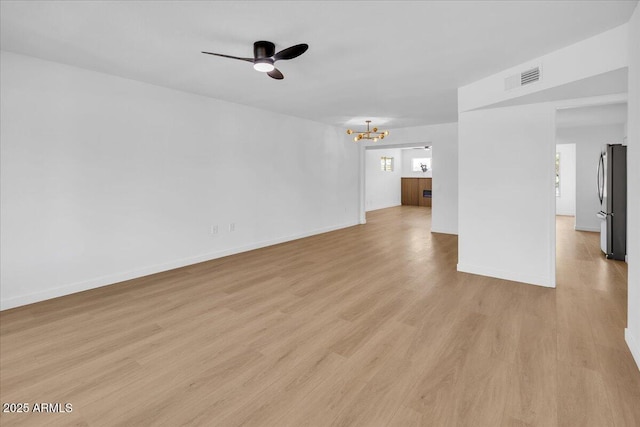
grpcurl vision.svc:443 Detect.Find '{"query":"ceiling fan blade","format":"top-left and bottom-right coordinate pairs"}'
top-left (267, 68), bottom-right (284, 80)
top-left (201, 52), bottom-right (254, 63)
top-left (273, 44), bottom-right (309, 61)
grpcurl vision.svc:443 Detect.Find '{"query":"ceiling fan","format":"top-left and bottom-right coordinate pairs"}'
top-left (202, 41), bottom-right (309, 80)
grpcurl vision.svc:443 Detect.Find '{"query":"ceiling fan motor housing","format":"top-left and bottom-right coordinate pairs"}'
top-left (254, 41), bottom-right (275, 59)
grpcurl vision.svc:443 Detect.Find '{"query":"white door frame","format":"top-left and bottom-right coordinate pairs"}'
top-left (358, 141), bottom-right (433, 224)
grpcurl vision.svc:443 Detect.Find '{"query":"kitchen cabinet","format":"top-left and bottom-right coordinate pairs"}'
top-left (401, 178), bottom-right (432, 207)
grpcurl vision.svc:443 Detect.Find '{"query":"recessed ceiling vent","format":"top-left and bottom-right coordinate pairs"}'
top-left (505, 66), bottom-right (542, 90)
top-left (521, 67), bottom-right (541, 85)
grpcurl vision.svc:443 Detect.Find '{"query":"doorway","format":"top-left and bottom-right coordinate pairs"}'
top-left (361, 143), bottom-right (432, 223)
top-left (554, 102), bottom-right (628, 290)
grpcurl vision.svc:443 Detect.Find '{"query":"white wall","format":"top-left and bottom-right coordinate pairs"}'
top-left (365, 148), bottom-right (401, 211)
top-left (555, 143), bottom-right (576, 216)
top-left (625, 2), bottom-right (640, 370)
top-left (456, 95), bottom-right (626, 288)
top-left (456, 8), bottom-right (638, 366)
top-left (456, 17), bottom-right (630, 289)
top-left (458, 103), bottom-right (556, 287)
top-left (556, 124), bottom-right (625, 231)
top-left (401, 148), bottom-right (433, 178)
top-left (360, 122), bottom-right (458, 234)
top-left (0, 51), bottom-right (360, 310)
top-left (459, 23), bottom-right (629, 112)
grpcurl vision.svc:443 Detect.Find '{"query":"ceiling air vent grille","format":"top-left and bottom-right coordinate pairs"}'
top-left (504, 65), bottom-right (542, 90)
top-left (521, 67), bottom-right (540, 85)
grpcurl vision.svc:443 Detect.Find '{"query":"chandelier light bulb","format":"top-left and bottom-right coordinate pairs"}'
top-left (346, 129), bottom-right (353, 135)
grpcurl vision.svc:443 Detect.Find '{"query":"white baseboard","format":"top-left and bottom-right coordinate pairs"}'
top-left (365, 203), bottom-right (401, 212)
top-left (626, 329), bottom-right (640, 371)
top-left (574, 225), bottom-right (600, 232)
top-left (431, 227), bottom-right (458, 235)
top-left (456, 263), bottom-right (555, 288)
top-left (0, 221), bottom-right (359, 311)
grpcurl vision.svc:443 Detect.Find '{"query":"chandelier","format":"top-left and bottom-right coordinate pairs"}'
top-left (346, 120), bottom-right (389, 142)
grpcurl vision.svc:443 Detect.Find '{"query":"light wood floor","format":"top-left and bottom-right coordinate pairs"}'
top-left (1, 207), bottom-right (638, 426)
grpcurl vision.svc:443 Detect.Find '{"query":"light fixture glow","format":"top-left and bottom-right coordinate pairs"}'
top-left (345, 120), bottom-right (390, 143)
top-left (253, 60), bottom-right (275, 72)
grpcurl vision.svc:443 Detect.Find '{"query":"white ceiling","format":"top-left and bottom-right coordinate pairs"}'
top-left (483, 68), bottom-right (629, 111)
top-left (1, 1), bottom-right (637, 129)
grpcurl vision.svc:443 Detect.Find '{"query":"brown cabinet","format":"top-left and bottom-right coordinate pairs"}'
top-left (401, 177), bottom-right (418, 205)
top-left (401, 178), bottom-right (432, 207)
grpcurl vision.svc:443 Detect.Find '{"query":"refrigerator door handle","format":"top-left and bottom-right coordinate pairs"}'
top-left (597, 153), bottom-right (605, 205)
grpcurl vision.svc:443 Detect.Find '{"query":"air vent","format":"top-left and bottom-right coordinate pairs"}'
top-left (504, 65), bottom-right (542, 90)
top-left (521, 67), bottom-right (540, 85)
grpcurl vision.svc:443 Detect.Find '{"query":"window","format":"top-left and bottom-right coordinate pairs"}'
top-left (555, 152), bottom-right (560, 197)
top-left (412, 158), bottom-right (431, 172)
top-left (381, 157), bottom-right (394, 172)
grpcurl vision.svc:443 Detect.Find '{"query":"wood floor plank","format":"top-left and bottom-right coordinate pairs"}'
top-left (217, 351), bottom-right (346, 427)
top-left (0, 208), bottom-right (636, 426)
top-left (502, 312), bottom-right (558, 426)
top-left (595, 344), bottom-right (640, 427)
top-left (556, 287), bottom-right (602, 371)
top-left (386, 405), bottom-right (426, 426)
top-left (557, 361), bottom-right (615, 427)
top-left (405, 311), bottom-right (488, 419)
top-left (330, 356), bottom-right (416, 427)
top-left (451, 354), bottom-right (511, 426)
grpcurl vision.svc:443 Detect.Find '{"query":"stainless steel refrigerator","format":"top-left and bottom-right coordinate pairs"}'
top-left (596, 144), bottom-right (627, 260)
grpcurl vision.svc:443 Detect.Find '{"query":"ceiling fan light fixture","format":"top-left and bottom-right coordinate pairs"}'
top-left (202, 40), bottom-right (308, 80)
top-left (253, 59), bottom-right (275, 72)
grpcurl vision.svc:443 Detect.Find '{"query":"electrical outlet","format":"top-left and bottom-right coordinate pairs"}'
top-left (229, 223), bottom-right (235, 232)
